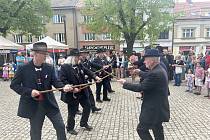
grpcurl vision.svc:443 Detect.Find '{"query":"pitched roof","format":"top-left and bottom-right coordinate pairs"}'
top-left (51, 0), bottom-right (78, 9)
top-left (174, 2), bottom-right (210, 19)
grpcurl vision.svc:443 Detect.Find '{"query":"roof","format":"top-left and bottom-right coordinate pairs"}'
top-left (174, 2), bottom-right (210, 19)
top-left (51, 0), bottom-right (78, 9)
top-left (76, 0), bottom-right (85, 9)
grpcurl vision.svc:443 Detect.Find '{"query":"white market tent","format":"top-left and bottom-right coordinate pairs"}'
top-left (26, 36), bottom-right (68, 50)
top-left (0, 36), bottom-right (24, 50)
top-left (0, 36), bottom-right (24, 64)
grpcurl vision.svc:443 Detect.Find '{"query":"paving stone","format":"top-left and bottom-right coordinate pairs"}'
top-left (1, 79), bottom-right (210, 139)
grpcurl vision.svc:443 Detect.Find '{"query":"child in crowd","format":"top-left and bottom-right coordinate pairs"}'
top-left (185, 69), bottom-right (194, 93)
top-left (2, 63), bottom-right (9, 81)
top-left (204, 65), bottom-right (210, 98)
top-left (194, 62), bottom-right (205, 95)
top-left (8, 63), bottom-right (15, 80)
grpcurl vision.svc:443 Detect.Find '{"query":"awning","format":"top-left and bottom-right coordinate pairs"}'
top-left (179, 46), bottom-right (194, 51)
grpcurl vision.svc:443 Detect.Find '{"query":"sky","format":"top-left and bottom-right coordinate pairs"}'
top-left (177, 0), bottom-right (210, 2)
top-left (193, 0), bottom-right (210, 1)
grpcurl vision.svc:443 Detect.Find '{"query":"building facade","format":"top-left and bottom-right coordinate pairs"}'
top-left (120, 30), bottom-right (173, 53)
top-left (3, 0), bottom-right (210, 56)
top-left (173, 1), bottom-right (210, 55)
top-left (5, 0), bottom-right (78, 50)
top-left (76, 0), bottom-right (119, 51)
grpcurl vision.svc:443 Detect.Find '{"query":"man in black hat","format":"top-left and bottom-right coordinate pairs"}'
top-left (79, 48), bottom-right (102, 113)
top-left (60, 48), bottom-right (101, 135)
top-left (118, 49), bottom-right (170, 140)
top-left (10, 42), bottom-right (73, 140)
top-left (91, 48), bottom-right (111, 102)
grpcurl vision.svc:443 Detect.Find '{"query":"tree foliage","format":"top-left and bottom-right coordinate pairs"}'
top-left (0, 0), bottom-right (52, 37)
top-left (82, 0), bottom-right (174, 55)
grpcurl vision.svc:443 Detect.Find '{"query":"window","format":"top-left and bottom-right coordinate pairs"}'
top-left (159, 30), bottom-right (169, 39)
top-left (37, 35), bottom-right (45, 41)
top-left (102, 33), bottom-right (112, 40)
top-left (207, 28), bottom-right (210, 38)
top-left (84, 33), bottom-right (95, 41)
top-left (14, 34), bottom-right (23, 43)
top-left (53, 15), bottom-right (64, 23)
top-left (83, 15), bottom-right (94, 24)
top-left (182, 28), bottom-right (194, 38)
top-left (27, 34), bottom-right (32, 43)
top-left (104, 16), bottom-right (113, 23)
top-left (41, 16), bottom-right (46, 24)
top-left (55, 33), bottom-right (65, 42)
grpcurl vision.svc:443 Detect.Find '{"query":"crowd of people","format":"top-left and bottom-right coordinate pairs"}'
top-left (8, 41), bottom-right (210, 140)
top-left (10, 42), bottom-right (136, 140)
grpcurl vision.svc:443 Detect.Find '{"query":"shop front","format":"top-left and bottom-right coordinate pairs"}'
top-left (179, 46), bottom-right (195, 55)
top-left (83, 45), bottom-right (115, 51)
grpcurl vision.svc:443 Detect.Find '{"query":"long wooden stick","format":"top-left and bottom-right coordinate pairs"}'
top-left (79, 74), bottom-right (111, 90)
top-left (92, 64), bottom-right (112, 74)
top-left (102, 69), bottom-right (119, 80)
top-left (39, 82), bottom-right (94, 93)
top-left (39, 65), bottom-right (112, 93)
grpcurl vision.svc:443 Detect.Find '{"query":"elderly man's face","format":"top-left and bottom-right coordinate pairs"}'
top-left (144, 57), bottom-right (155, 69)
top-left (34, 51), bottom-right (47, 64)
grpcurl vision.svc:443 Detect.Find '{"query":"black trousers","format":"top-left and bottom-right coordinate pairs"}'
top-left (107, 79), bottom-right (113, 92)
top-left (137, 122), bottom-right (164, 140)
top-left (30, 102), bottom-right (66, 140)
top-left (96, 78), bottom-right (109, 100)
top-left (76, 87), bottom-right (96, 111)
top-left (66, 95), bottom-right (91, 130)
top-left (87, 87), bottom-right (96, 108)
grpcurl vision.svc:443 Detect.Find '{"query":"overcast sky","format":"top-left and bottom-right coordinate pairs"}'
top-left (193, 0), bottom-right (209, 1)
top-left (177, 0), bottom-right (210, 2)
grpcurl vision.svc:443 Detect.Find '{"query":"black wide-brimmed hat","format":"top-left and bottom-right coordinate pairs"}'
top-left (144, 49), bottom-right (160, 57)
top-left (31, 42), bottom-right (48, 52)
top-left (69, 48), bottom-right (80, 56)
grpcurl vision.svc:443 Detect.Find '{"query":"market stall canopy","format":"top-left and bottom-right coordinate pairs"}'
top-left (0, 36), bottom-right (24, 50)
top-left (26, 36), bottom-right (69, 50)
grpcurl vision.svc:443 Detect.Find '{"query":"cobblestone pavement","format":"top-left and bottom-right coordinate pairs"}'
top-left (0, 79), bottom-right (210, 140)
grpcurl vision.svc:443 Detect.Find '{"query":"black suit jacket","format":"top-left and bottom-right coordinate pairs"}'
top-left (123, 64), bottom-right (170, 125)
top-left (60, 63), bottom-right (96, 104)
top-left (10, 61), bottom-right (64, 119)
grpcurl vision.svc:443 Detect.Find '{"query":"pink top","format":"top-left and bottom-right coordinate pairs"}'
top-left (195, 67), bottom-right (204, 79)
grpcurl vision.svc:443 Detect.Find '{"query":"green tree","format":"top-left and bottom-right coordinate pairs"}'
top-left (83, 0), bottom-right (174, 55)
top-left (0, 0), bottom-right (52, 37)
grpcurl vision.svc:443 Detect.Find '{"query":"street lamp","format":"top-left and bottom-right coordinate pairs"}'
top-left (63, 15), bottom-right (67, 45)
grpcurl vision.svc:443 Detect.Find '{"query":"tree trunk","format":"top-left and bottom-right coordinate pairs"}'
top-left (126, 39), bottom-right (135, 56)
top-left (0, 28), bottom-right (8, 37)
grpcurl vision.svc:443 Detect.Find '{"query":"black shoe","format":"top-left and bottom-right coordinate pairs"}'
top-left (92, 107), bottom-right (101, 113)
top-left (103, 98), bottom-right (111, 101)
top-left (204, 95), bottom-right (209, 97)
top-left (109, 90), bottom-right (115, 93)
top-left (67, 129), bottom-right (78, 135)
top-left (76, 110), bottom-right (82, 115)
top-left (96, 99), bottom-right (103, 103)
top-left (80, 124), bottom-right (93, 131)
